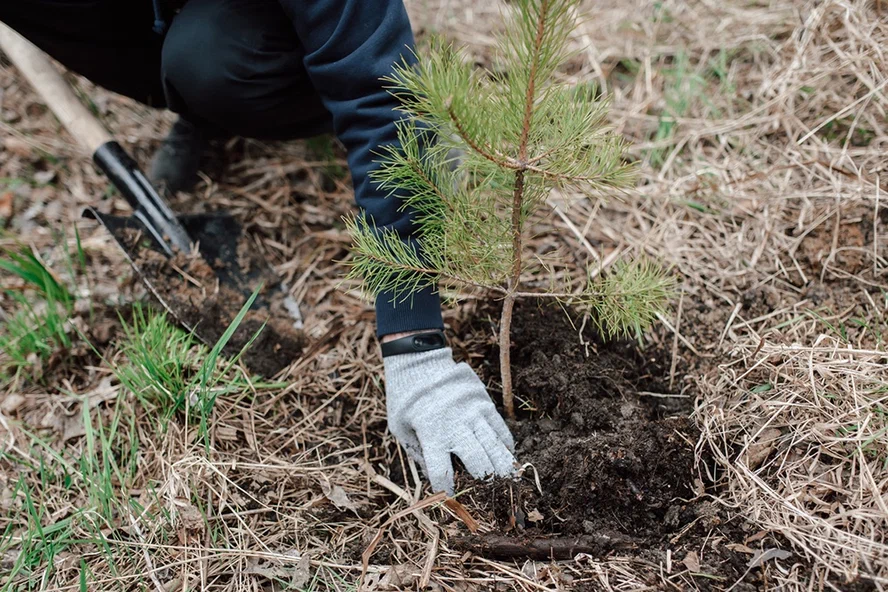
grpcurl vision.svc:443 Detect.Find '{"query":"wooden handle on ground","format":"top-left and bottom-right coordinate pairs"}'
top-left (0, 20), bottom-right (112, 154)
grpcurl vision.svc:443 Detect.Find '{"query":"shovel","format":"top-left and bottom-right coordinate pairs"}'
top-left (0, 21), bottom-right (304, 375)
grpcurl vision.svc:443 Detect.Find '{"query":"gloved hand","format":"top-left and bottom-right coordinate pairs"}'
top-left (384, 347), bottom-right (516, 495)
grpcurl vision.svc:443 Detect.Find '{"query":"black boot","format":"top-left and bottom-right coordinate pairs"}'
top-left (148, 116), bottom-right (209, 195)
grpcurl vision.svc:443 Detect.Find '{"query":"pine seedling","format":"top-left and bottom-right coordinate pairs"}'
top-left (347, 0), bottom-right (673, 418)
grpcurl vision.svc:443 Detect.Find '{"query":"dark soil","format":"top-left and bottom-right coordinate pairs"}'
top-left (450, 302), bottom-right (779, 590)
top-left (121, 229), bottom-right (304, 377)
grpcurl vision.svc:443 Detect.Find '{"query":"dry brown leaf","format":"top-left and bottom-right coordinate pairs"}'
top-left (0, 191), bottom-right (13, 223)
top-left (527, 508), bottom-right (544, 522)
top-left (0, 394), bottom-right (26, 414)
top-left (291, 552), bottom-right (311, 589)
top-left (62, 413), bottom-right (85, 442)
top-left (444, 497), bottom-right (479, 532)
top-left (726, 543), bottom-right (756, 555)
top-left (745, 531), bottom-right (768, 544)
top-left (743, 428), bottom-right (782, 469)
top-left (320, 480), bottom-right (358, 513)
top-left (2, 137), bottom-right (32, 158)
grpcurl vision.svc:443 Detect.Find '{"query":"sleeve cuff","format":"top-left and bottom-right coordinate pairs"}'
top-left (375, 285), bottom-right (444, 338)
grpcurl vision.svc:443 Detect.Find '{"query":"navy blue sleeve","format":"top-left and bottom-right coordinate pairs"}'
top-left (279, 0), bottom-right (443, 337)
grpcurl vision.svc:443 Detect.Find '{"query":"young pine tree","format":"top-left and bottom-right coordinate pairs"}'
top-left (347, 0), bottom-right (673, 419)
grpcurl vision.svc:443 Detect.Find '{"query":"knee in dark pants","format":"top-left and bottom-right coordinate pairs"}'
top-left (160, 0), bottom-right (332, 139)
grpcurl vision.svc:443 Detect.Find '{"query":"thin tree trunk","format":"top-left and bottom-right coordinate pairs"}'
top-left (500, 1), bottom-right (548, 420)
top-left (499, 293), bottom-right (517, 419)
top-left (501, 166), bottom-right (527, 420)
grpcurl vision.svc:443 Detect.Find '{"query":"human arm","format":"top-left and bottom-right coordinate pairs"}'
top-left (282, 0), bottom-right (516, 492)
top-left (278, 0), bottom-right (440, 336)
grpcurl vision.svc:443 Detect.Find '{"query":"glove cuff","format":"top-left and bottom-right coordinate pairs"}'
top-left (381, 330), bottom-right (447, 357)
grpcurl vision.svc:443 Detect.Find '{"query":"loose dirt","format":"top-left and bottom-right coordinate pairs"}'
top-left (120, 229), bottom-right (304, 377)
top-left (449, 303), bottom-right (778, 590)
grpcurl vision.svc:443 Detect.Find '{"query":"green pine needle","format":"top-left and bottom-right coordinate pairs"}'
top-left (586, 259), bottom-right (676, 341)
top-left (348, 0), bottom-right (672, 346)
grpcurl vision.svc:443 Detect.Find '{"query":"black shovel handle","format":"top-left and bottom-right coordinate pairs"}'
top-left (93, 141), bottom-right (194, 256)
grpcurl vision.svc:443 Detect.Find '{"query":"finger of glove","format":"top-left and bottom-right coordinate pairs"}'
top-left (452, 432), bottom-right (497, 479)
top-left (424, 447), bottom-right (455, 496)
top-left (483, 407), bottom-right (515, 452)
top-left (474, 420), bottom-right (517, 476)
top-left (394, 428), bottom-right (427, 474)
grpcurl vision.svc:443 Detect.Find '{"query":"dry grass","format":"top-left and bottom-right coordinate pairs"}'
top-left (699, 338), bottom-right (888, 587)
top-left (1, 0), bottom-right (887, 590)
top-left (418, 0), bottom-right (888, 587)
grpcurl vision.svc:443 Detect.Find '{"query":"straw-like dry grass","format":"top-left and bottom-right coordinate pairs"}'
top-left (1, 0), bottom-right (887, 590)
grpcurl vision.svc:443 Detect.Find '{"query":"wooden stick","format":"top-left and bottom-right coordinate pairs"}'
top-left (0, 21), bottom-right (112, 153)
top-left (450, 532), bottom-right (636, 560)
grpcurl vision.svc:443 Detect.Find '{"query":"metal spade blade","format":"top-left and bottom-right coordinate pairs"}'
top-left (85, 208), bottom-right (304, 376)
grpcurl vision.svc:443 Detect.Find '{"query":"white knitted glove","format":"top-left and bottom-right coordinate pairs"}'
top-left (384, 347), bottom-right (516, 495)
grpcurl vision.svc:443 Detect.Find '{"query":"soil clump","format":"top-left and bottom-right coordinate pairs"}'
top-left (121, 229), bottom-right (304, 377)
top-left (450, 302), bottom-right (775, 589)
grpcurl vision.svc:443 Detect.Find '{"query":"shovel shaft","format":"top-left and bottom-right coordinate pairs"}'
top-left (0, 20), bottom-right (195, 256)
top-left (0, 21), bottom-right (112, 153)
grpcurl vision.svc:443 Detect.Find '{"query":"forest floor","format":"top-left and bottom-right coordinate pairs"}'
top-left (1, 0), bottom-right (886, 590)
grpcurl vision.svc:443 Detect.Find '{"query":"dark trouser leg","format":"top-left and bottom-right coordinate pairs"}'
top-left (0, 1), bottom-right (167, 107)
top-left (161, 0), bottom-right (333, 140)
top-left (1, 0), bottom-right (331, 139)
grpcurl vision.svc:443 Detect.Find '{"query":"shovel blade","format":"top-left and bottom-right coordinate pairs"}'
top-left (84, 207), bottom-right (304, 376)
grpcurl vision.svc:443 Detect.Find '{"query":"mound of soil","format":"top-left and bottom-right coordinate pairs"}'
top-left (120, 227), bottom-right (304, 377)
top-left (451, 303), bottom-right (768, 589)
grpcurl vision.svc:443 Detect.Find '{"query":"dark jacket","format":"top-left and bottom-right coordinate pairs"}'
top-left (3, 0), bottom-right (443, 337)
top-left (278, 1), bottom-right (443, 337)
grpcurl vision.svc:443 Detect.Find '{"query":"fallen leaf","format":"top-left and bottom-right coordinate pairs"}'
top-left (215, 426), bottom-right (239, 441)
top-left (682, 550), bottom-right (701, 572)
top-left (743, 428), bottom-right (782, 469)
top-left (747, 548), bottom-right (791, 568)
top-left (745, 530), bottom-right (768, 544)
top-left (291, 552), bottom-right (311, 589)
top-left (2, 137), bottom-right (32, 158)
top-left (62, 413), bottom-right (86, 442)
top-left (444, 497), bottom-right (479, 532)
top-left (0, 191), bottom-right (13, 223)
top-left (85, 377), bottom-right (119, 408)
top-left (320, 480), bottom-right (358, 513)
top-left (726, 543), bottom-right (756, 554)
top-left (378, 564), bottom-right (419, 588)
top-left (527, 508), bottom-right (544, 522)
top-left (0, 394), bottom-right (26, 414)
top-left (33, 170), bottom-right (56, 185)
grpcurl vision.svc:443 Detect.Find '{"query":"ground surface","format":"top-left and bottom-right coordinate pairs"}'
top-left (1, 0), bottom-right (887, 591)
